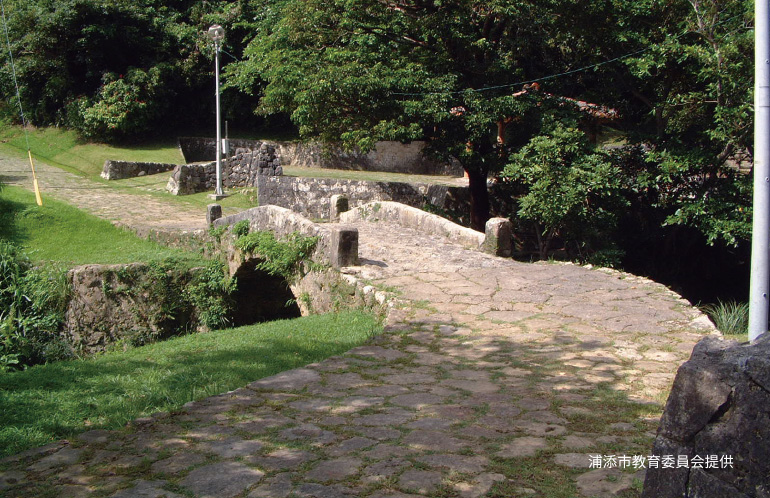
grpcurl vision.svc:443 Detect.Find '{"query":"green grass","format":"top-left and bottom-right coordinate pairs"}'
top-left (107, 173), bottom-right (259, 212)
top-left (0, 310), bottom-right (381, 457)
top-left (0, 185), bottom-right (204, 266)
top-left (0, 126), bottom-right (183, 177)
top-left (283, 165), bottom-right (466, 186)
top-left (700, 300), bottom-right (750, 342)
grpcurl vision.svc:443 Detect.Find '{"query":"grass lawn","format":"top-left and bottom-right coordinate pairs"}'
top-left (0, 310), bottom-right (381, 457)
top-left (0, 126), bottom-right (183, 177)
top-left (0, 185), bottom-right (205, 266)
top-left (107, 173), bottom-right (259, 213)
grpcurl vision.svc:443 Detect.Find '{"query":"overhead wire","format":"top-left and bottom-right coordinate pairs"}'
top-left (390, 11), bottom-right (749, 98)
top-left (1, 0), bottom-right (42, 205)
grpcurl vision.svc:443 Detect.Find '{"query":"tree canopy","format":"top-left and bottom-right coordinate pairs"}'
top-left (0, 0), bottom-right (755, 255)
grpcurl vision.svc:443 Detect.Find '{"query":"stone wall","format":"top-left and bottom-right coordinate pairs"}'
top-left (213, 205), bottom-right (333, 266)
top-left (167, 143), bottom-right (281, 195)
top-left (341, 201), bottom-right (485, 251)
top-left (178, 137), bottom-right (272, 163)
top-left (256, 175), bottom-right (467, 220)
top-left (100, 160), bottom-right (178, 180)
top-left (278, 141), bottom-right (464, 177)
top-left (178, 137), bottom-right (463, 177)
top-left (64, 263), bottom-right (198, 353)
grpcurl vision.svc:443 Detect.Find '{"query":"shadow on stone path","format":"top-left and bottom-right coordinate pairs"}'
top-left (0, 154), bottom-right (716, 497)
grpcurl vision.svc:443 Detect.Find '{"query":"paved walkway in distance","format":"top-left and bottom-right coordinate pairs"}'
top-left (0, 153), bottom-right (206, 231)
top-left (0, 155), bottom-right (715, 497)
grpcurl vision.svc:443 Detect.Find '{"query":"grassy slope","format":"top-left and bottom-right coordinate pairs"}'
top-left (0, 185), bottom-right (204, 266)
top-left (0, 126), bottom-right (183, 177)
top-left (0, 310), bottom-right (381, 457)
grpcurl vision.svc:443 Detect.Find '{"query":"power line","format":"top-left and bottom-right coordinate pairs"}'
top-left (391, 12), bottom-right (748, 98)
top-left (0, 0), bottom-right (28, 150)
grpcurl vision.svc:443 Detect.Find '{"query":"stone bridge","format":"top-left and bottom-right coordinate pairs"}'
top-left (0, 151), bottom-right (718, 497)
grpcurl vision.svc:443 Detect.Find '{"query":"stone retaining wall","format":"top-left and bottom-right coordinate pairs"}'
top-left (167, 143), bottom-right (281, 195)
top-left (100, 161), bottom-right (178, 180)
top-left (257, 175), bottom-right (469, 220)
top-left (179, 137), bottom-right (462, 176)
top-left (64, 263), bottom-right (199, 353)
top-left (279, 141), bottom-right (464, 177)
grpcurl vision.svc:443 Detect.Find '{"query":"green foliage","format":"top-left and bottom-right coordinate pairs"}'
top-left (184, 260), bottom-right (237, 330)
top-left (701, 300), bottom-right (749, 337)
top-left (503, 120), bottom-right (628, 260)
top-left (232, 220), bottom-right (250, 238)
top-left (235, 230), bottom-right (319, 280)
top-left (0, 0), bottom-right (257, 140)
top-left (0, 242), bottom-right (72, 371)
top-left (208, 224), bottom-right (227, 243)
top-left (73, 67), bottom-right (173, 141)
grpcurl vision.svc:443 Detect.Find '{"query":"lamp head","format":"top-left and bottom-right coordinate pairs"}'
top-left (207, 25), bottom-right (225, 43)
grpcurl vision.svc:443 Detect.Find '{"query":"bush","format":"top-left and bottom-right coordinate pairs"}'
top-left (73, 66), bottom-right (173, 141)
top-left (185, 260), bottom-right (237, 330)
top-left (235, 231), bottom-right (319, 281)
top-left (503, 119), bottom-right (628, 262)
top-left (0, 242), bottom-right (71, 371)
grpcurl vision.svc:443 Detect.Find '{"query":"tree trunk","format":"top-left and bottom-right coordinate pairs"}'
top-left (467, 168), bottom-right (491, 232)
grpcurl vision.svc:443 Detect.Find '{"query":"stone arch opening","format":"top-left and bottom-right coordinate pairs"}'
top-left (230, 258), bottom-right (301, 326)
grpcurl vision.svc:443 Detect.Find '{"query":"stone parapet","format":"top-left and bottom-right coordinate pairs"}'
top-left (340, 201), bottom-right (485, 251)
top-left (213, 205), bottom-right (336, 267)
top-left (101, 160), bottom-right (178, 180)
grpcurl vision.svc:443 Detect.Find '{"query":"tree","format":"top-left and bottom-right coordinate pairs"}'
top-left (503, 117), bottom-right (628, 261)
top-left (0, 0), bottom-right (259, 140)
top-left (229, 0), bottom-right (614, 230)
top-left (596, 0), bottom-right (753, 246)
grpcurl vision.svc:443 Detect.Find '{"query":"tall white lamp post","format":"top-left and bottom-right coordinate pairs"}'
top-left (208, 24), bottom-right (225, 198)
top-left (750, 2), bottom-right (770, 343)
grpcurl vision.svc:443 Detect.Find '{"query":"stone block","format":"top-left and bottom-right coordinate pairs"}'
top-left (207, 204), bottom-right (223, 225)
top-left (329, 195), bottom-right (350, 221)
top-left (483, 217), bottom-right (512, 257)
top-left (329, 227), bottom-right (359, 268)
top-left (642, 333), bottom-right (770, 498)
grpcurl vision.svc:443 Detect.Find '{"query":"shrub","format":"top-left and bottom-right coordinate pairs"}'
top-left (0, 242), bottom-right (72, 371)
top-left (185, 260), bottom-right (237, 330)
top-left (701, 300), bottom-right (749, 336)
top-left (235, 231), bottom-right (319, 281)
top-left (232, 220), bottom-right (250, 238)
top-left (503, 119), bottom-right (628, 261)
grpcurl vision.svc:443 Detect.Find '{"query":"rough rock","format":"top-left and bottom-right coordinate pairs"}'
top-left (642, 333), bottom-right (770, 498)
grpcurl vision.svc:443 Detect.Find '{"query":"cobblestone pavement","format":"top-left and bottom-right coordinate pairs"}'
top-left (0, 153), bottom-right (206, 231)
top-left (0, 155), bottom-right (715, 497)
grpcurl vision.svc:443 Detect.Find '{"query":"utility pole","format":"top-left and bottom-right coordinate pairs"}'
top-left (750, 0), bottom-right (770, 343)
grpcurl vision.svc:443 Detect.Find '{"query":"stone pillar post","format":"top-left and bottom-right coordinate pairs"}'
top-left (330, 195), bottom-right (350, 222)
top-left (483, 218), bottom-right (512, 257)
top-left (330, 227), bottom-right (359, 268)
top-left (207, 204), bottom-right (223, 225)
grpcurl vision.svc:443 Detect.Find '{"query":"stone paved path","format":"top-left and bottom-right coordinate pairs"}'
top-left (0, 152), bottom-right (206, 231)
top-left (0, 154), bottom-right (715, 497)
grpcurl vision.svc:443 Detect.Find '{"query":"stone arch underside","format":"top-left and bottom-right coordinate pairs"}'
top-left (230, 258), bottom-right (301, 326)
